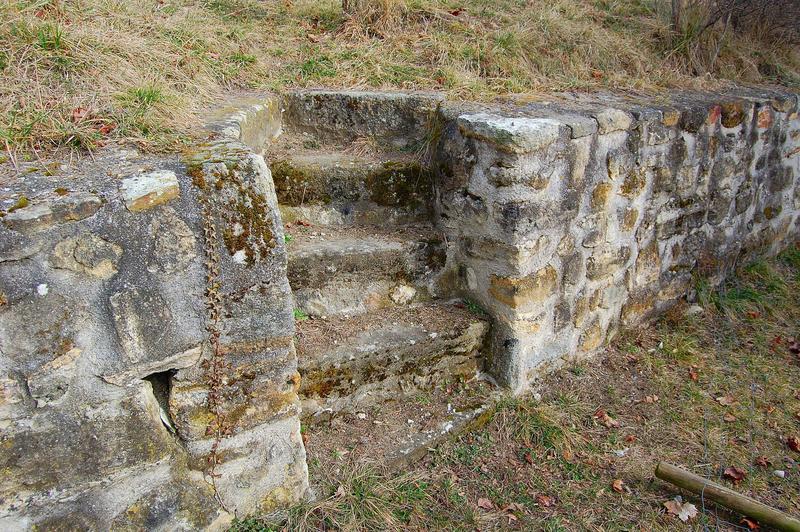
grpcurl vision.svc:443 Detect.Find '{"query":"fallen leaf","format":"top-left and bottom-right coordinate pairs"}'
top-left (724, 466), bottom-right (746, 484)
top-left (501, 502), bottom-right (524, 513)
top-left (740, 517), bottom-right (760, 530)
top-left (724, 413), bottom-right (737, 422)
top-left (98, 123), bottom-right (116, 135)
top-left (523, 451), bottom-right (533, 465)
top-left (788, 435), bottom-right (800, 453)
top-left (788, 338), bottom-right (800, 354)
top-left (754, 456), bottom-right (771, 467)
top-left (663, 497), bottom-right (698, 522)
top-left (716, 395), bottom-right (737, 406)
top-left (536, 494), bottom-right (555, 507)
top-left (477, 497), bottom-right (494, 510)
top-left (71, 107), bottom-right (89, 123)
top-left (612, 479), bottom-right (625, 493)
top-left (594, 408), bottom-right (620, 428)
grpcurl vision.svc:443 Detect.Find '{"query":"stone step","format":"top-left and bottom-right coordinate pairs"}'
top-left (286, 224), bottom-right (446, 317)
top-left (303, 380), bottom-right (499, 471)
top-left (271, 151), bottom-right (434, 226)
top-left (296, 300), bottom-right (490, 422)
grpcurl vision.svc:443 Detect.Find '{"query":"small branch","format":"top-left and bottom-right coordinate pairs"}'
top-left (655, 462), bottom-right (800, 532)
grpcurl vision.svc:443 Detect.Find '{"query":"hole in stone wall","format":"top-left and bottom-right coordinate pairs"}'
top-left (143, 370), bottom-right (177, 434)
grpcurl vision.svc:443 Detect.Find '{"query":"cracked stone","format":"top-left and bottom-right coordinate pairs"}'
top-left (51, 234), bottom-right (123, 279)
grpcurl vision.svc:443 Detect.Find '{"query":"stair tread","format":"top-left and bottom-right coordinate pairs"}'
top-left (286, 222), bottom-right (439, 254)
top-left (286, 223), bottom-right (446, 318)
top-left (295, 300), bottom-right (487, 361)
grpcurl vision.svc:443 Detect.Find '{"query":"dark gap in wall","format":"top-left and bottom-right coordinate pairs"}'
top-left (143, 369), bottom-right (178, 435)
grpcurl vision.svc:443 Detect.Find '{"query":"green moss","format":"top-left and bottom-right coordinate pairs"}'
top-left (620, 170), bottom-right (646, 198)
top-left (300, 366), bottom-right (353, 399)
top-left (7, 196), bottom-right (29, 213)
top-left (187, 163), bottom-right (206, 190)
top-left (271, 160), bottom-right (330, 206)
top-left (366, 161), bottom-right (432, 208)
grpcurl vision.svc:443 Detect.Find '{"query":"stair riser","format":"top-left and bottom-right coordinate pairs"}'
top-left (299, 321), bottom-right (488, 420)
top-left (287, 239), bottom-right (446, 316)
top-left (273, 159), bottom-right (434, 212)
top-left (280, 203), bottom-right (426, 227)
top-left (292, 280), bottom-right (425, 317)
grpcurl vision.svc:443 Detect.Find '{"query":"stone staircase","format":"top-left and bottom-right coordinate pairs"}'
top-left (269, 92), bottom-right (496, 467)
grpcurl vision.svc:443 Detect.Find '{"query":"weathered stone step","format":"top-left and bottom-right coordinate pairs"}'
top-left (303, 381), bottom-right (499, 472)
top-left (286, 224), bottom-right (446, 317)
top-left (271, 151), bottom-right (434, 226)
top-left (296, 301), bottom-right (490, 422)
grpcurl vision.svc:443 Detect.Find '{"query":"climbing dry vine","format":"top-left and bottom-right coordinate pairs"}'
top-left (198, 188), bottom-right (233, 509)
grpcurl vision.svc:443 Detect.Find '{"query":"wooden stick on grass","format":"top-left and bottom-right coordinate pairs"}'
top-left (655, 462), bottom-right (800, 532)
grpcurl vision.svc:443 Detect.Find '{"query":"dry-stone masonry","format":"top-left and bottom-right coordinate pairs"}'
top-left (1, 86), bottom-right (798, 528)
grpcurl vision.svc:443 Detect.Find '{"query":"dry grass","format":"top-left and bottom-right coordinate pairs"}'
top-left (1, 0), bottom-right (798, 156)
top-left (232, 244), bottom-right (800, 530)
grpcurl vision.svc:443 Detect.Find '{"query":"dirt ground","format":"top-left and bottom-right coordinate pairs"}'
top-left (233, 243), bottom-right (800, 531)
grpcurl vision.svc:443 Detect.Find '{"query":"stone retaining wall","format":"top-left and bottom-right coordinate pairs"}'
top-left (0, 99), bottom-right (308, 529)
top-left (1, 87), bottom-right (798, 527)
top-left (435, 89), bottom-right (800, 390)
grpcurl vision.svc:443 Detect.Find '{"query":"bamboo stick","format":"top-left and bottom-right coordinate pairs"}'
top-left (655, 462), bottom-right (800, 532)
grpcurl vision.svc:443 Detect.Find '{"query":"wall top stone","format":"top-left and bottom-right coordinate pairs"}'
top-left (458, 114), bottom-right (566, 153)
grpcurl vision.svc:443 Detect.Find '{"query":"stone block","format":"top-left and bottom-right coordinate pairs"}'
top-left (593, 108), bottom-right (634, 134)
top-left (579, 320), bottom-right (604, 351)
top-left (3, 193), bottom-right (101, 233)
top-left (51, 234), bottom-right (123, 279)
top-left (720, 101), bottom-right (747, 128)
top-left (121, 170), bottom-right (180, 212)
top-left (621, 207), bottom-right (639, 232)
top-left (27, 347), bottom-right (81, 406)
top-left (591, 182), bottom-right (613, 210)
top-left (586, 245), bottom-right (631, 280)
top-left (489, 265), bottom-right (557, 309)
top-left (619, 168), bottom-right (647, 198)
top-left (458, 114), bottom-right (565, 154)
top-left (149, 208), bottom-right (197, 273)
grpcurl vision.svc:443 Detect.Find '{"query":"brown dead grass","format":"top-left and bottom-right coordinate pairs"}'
top-left (1, 0), bottom-right (798, 157)
top-left (232, 244), bottom-right (800, 531)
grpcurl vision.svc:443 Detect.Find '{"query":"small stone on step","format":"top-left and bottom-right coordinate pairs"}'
top-left (390, 284), bottom-right (416, 305)
top-left (685, 305), bottom-right (704, 316)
